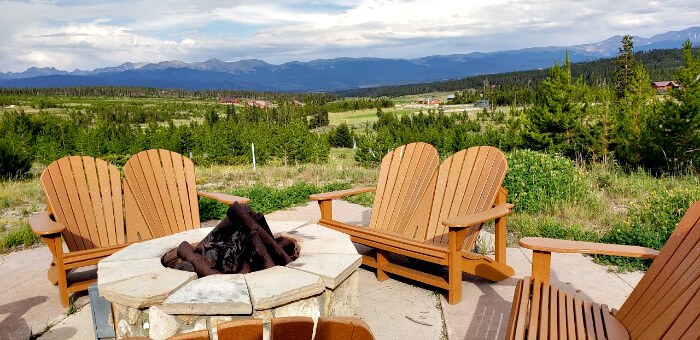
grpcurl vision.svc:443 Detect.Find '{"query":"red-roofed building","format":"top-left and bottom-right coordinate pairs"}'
top-left (418, 97), bottom-right (440, 105)
top-left (651, 81), bottom-right (682, 92)
top-left (247, 100), bottom-right (270, 108)
top-left (219, 97), bottom-right (240, 104)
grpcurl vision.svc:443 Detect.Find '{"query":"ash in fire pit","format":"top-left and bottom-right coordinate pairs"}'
top-left (163, 202), bottom-right (299, 276)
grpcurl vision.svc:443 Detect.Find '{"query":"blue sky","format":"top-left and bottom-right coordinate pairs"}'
top-left (1, 0), bottom-right (698, 72)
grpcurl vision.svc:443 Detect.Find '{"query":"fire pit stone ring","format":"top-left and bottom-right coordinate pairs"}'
top-left (97, 221), bottom-right (361, 340)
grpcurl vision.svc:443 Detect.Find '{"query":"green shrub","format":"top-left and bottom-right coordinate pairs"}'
top-left (597, 187), bottom-right (700, 270)
top-left (508, 214), bottom-right (600, 242)
top-left (504, 149), bottom-right (587, 213)
top-left (0, 138), bottom-right (33, 180)
top-left (199, 181), bottom-right (352, 220)
top-left (0, 222), bottom-right (40, 252)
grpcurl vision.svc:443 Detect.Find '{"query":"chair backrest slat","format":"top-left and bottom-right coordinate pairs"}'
top-left (124, 150), bottom-right (201, 239)
top-left (41, 156), bottom-right (125, 251)
top-left (616, 199), bottom-right (700, 339)
top-left (423, 146), bottom-right (507, 247)
top-left (125, 152), bottom-right (167, 238)
top-left (368, 143), bottom-right (439, 237)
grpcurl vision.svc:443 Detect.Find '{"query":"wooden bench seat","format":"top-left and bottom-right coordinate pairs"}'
top-left (508, 276), bottom-right (630, 339)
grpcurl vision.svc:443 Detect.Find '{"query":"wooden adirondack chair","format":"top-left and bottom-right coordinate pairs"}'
top-left (29, 156), bottom-right (132, 307)
top-left (310, 143), bottom-right (515, 304)
top-left (506, 199), bottom-right (700, 339)
top-left (123, 149), bottom-right (250, 239)
top-left (217, 316), bottom-right (375, 340)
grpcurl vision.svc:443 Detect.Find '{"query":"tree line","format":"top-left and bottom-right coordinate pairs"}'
top-left (341, 47), bottom-right (698, 104)
top-left (355, 39), bottom-right (700, 174)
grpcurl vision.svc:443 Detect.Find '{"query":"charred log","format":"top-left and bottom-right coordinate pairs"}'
top-left (166, 202), bottom-right (298, 277)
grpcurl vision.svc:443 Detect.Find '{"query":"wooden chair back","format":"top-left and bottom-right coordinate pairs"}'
top-left (123, 149), bottom-right (200, 240)
top-left (40, 155), bottom-right (126, 252)
top-left (368, 142), bottom-right (440, 238)
top-left (216, 317), bottom-right (375, 340)
top-left (615, 199), bottom-right (700, 339)
top-left (423, 146), bottom-right (508, 249)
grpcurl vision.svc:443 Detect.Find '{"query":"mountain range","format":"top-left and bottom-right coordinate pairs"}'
top-left (1, 27), bottom-right (699, 92)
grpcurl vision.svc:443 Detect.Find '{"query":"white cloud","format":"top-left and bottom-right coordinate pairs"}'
top-left (0, 0), bottom-right (698, 72)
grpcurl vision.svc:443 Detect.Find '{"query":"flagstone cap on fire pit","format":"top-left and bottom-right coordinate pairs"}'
top-left (98, 221), bottom-right (361, 314)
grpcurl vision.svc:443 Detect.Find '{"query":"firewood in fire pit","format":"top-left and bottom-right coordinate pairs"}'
top-left (177, 241), bottom-right (222, 276)
top-left (174, 261), bottom-right (195, 272)
top-left (168, 202), bottom-right (299, 277)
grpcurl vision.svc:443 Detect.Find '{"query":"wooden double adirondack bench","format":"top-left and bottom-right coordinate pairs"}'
top-left (30, 150), bottom-right (248, 307)
top-left (311, 143), bottom-right (515, 304)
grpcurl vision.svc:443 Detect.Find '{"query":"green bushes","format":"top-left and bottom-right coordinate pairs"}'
top-left (0, 138), bottom-right (33, 179)
top-left (598, 187), bottom-right (700, 270)
top-left (0, 108), bottom-right (330, 168)
top-left (0, 222), bottom-right (40, 252)
top-left (504, 149), bottom-right (587, 213)
top-left (198, 181), bottom-right (352, 220)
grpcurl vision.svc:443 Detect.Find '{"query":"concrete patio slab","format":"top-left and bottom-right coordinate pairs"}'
top-left (354, 268), bottom-right (445, 340)
top-left (0, 201), bottom-right (653, 340)
top-left (38, 304), bottom-right (93, 340)
top-left (0, 247), bottom-right (90, 340)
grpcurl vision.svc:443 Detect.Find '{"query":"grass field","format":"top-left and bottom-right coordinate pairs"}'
top-left (329, 108), bottom-right (417, 126)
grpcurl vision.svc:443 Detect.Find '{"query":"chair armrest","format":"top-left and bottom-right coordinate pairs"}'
top-left (309, 187), bottom-right (376, 201)
top-left (197, 191), bottom-right (251, 205)
top-left (519, 237), bottom-right (660, 258)
top-left (28, 211), bottom-right (66, 236)
top-left (442, 204), bottom-right (514, 228)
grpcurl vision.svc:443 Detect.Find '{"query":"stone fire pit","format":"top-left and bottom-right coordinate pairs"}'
top-left (98, 221), bottom-right (361, 340)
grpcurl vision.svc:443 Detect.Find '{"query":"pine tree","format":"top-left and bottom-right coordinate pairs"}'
top-left (645, 40), bottom-right (700, 172)
top-left (522, 52), bottom-right (596, 158)
top-left (614, 35), bottom-right (636, 101)
top-left (615, 63), bottom-right (655, 166)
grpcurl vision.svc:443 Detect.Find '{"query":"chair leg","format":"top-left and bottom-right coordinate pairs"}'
top-left (448, 228), bottom-right (467, 304)
top-left (447, 260), bottom-right (462, 305)
top-left (46, 236), bottom-right (69, 307)
top-left (376, 250), bottom-right (389, 281)
top-left (47, 260), bottom-right (59, 285)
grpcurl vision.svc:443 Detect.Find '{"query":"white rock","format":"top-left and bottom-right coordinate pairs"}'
top-left (101, 242), bottom-right (173, 262)
top-left (273, 295), bottom-right (322, 320)
top-left (162, 274), bottom-right (252, 314)
top-left (283, 224), bottom-right (357, 255)
top-left (98, 258), bottom-right (164, 288)
top-left (287, 253), bottom-right (361, 289)
top-left (324, 271), bottom-right (359, 317)
top-left (267, 220), bottom-right (307, 235)
top-left (149, 305), bottom-right (180, 340)
top-left (244, 266), bottom-right (324, 310)
top-left (144, 227), bottom-right (214, 247)
top-left (100, 269), bottom-right (196, 308)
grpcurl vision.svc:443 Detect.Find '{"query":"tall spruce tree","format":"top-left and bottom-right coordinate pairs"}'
top-left (616, 63), bottom-right (655, 166)
top-left (613, 35), bottom-right (636, 101)
top-left (522, 52), bottom-right (596, 158)
top-left (645, 40), bottom-right (700, 172)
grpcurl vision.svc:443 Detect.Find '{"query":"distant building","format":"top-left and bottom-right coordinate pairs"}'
top-left (418, 97), bottom-right (440, 105)
top-left (651, 81), bottom-right (682, 93)
top-left (293, 100), bottom-right (304, 106)
top-left (247, 100), bottom-right (270, 109)
top-left (219, 97), bottom-right (239, 104)
top-left (476, 100), bottom-right (489, 108)
top-left (446, 94), bottom-right (456, 100)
